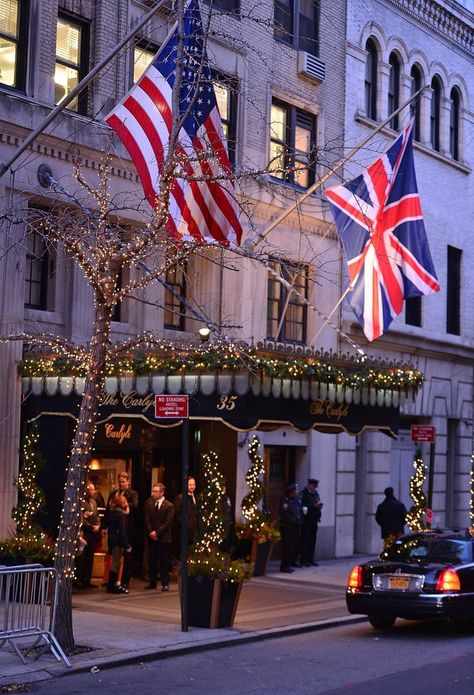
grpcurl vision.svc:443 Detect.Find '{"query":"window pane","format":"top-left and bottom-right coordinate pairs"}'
top-left (274, 0), bottom-right (293, 42)
top-left (56, 19), bottom-right (80, 66)
top-left (0, 0), bottom-right (19, 38)
top-left (294, 166), bottom-right (308, 188)
top-left (270, 104), bottom-right (287, 141)
top-left (295, 124), bottom-right (311, 154)
top-left (0, 37), bottom-right (16, 86)
top-left (298, 0), bottom-right (317, 54)
top-left (133, 46), bottom-right (155, 83)
top-left (54, 62), bottom-right (78, 107)
top-left (269, 141), bottom-right (286, 177)
top-left (214, 82), bottom-right (229, 121)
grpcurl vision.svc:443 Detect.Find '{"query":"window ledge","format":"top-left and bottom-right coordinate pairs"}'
top-left (355, 113), bottom-right (471, 174)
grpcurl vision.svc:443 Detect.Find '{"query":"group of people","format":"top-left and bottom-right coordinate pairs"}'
top-left (77, 473), bottom-right (201, 595)
top-left (278, 478), bottom-right (323, 574)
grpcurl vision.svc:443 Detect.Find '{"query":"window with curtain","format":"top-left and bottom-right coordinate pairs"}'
top-left (55, 14), bottom-right (89, 114)
top-left (269, 99), bottom-right (316, 188)
top-left (364, 39), bottom-right (378, 120)
top-left (0, 0), bottom-right (29, 90)
top-left (267, 259), bottom-right (309, 344)
top-left (410, 64), bottom-right (422, 141)
top-left (388, 52), bottom-right (400, 130)
top-left (213, 73), bottom-right (238, 164)
top-left (449, 87), bottom-right (461, 161)
top-left (430, 76), bottom-right (442, 152)
top-left (164, 260), bottom-right (187, 331)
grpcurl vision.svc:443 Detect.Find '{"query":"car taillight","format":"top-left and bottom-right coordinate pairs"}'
top-left (436, 568), bottom-right (460, 591)
top-left (347, 565), bottom-right (363, 589)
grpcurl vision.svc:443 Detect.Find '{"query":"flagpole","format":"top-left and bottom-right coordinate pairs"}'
top-left (253, 86), bottom-right (429, 247)
top-left (310, 285), bottom-right (352, 345)
top-left (0, 0), bottom-right (169, 179)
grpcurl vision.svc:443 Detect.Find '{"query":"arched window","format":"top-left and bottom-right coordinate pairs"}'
top-left (449, 87), bottom-right (461, 161)
top-left (365, 39), bottom-right (377, 120)
top-left (430, 76), bottom-right (442, 152)
top-left (388, 52), bottom-right (400, 129)
top-left (410, 64), bottom-right (422, 141)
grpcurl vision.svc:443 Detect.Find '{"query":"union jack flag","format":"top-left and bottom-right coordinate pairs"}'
top-left (325, 120), bottom-right (440, 341)
top-left (105, 0), bottom-right (242, 246)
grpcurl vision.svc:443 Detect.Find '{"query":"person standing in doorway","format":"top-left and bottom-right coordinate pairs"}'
top-left (106, 494), bottom-right (131, 594)
top-left (107, 472), bottom-right (139, 591)
top-left (299, 478), bottom-right (323, 567)
top-left (278, 483), bottom-right (303, 573)
top-left (375, 487), bottom-right (407, 548)
top-left (144, 484), bottom-right (174, 592)
top-left (174, 476), bottom-right (200, 554)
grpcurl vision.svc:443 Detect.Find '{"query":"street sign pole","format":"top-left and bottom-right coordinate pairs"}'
top-left (180, 417), bottom-right (189, 632)
top-left (426, 441), bottom-right (436, 529)
top-left (410, 425), bottom-right (436, 530)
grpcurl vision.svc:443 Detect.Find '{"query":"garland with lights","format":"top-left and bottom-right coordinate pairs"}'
top-left (19, 342), bottom-right (424, 392)
top-left (12, 423), bottom-right (46, 534)
top-left (406, 449), bottom-right (427, 531)
top-left (241, 436), bottom-right (266, 532)
top-left (0, 423), bottom-right (54, 564)
top-left (187, 450), bottom-right (252, 582)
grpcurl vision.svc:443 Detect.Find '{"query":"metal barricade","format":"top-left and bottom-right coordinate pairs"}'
top-left (0, 564), bottom-right (70, 666)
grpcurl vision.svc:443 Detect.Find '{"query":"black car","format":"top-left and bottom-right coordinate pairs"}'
top-left (346, 529), bottom-right (474, 629)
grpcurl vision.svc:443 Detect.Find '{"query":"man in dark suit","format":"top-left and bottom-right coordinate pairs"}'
top-left (144, 483), bottom-right (175, 591)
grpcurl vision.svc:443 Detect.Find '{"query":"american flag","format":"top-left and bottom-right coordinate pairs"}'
top-left (324, 120), bottom-right (440, 341)
top-left (106, 0), bottom-right (242, 246)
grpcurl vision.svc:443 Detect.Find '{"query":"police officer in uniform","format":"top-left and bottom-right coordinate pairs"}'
top-left (299, 478), bottom-right (323, 566)
top-left (278, 483), bottom-right (303, 573)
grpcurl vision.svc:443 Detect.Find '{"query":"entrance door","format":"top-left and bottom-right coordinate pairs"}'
top-left (389, 431), bottom-right (418, 510)
top-left (263, 446), bottom-right (296, 523)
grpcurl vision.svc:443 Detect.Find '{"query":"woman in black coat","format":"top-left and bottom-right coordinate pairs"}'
top-left (106, 494), bottom-right (131, 594)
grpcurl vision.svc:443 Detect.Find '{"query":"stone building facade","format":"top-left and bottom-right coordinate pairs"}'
top-left (0, 0), bottom-right (472, 557)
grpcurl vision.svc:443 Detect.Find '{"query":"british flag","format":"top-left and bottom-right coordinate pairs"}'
top-left (324, 120), bottom-right (440, 341)
top-left (105, 0), bottom-right (242, 246)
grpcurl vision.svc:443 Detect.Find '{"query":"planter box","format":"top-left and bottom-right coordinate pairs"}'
top-left (235, 540), bottom-right (275, 577)
top-left (187, 576), bottom-right (242, 628)
top-left (250, 540), bottom-right (274, 577)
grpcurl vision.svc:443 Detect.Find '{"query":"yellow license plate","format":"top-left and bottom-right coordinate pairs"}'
top-left (389, 577), bottom-right (410, 590)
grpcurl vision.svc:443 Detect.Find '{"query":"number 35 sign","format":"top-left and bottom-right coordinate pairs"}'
top-left (216, 395), bottom-right (237, 411)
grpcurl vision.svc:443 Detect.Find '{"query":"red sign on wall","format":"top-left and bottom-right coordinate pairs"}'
top-left (410, 425), bottom-right (436, 443)
top-left (155, 395), bottom-right (189, 419)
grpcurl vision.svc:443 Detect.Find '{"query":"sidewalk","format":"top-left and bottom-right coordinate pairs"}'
top-left (0, 555), bottom-right (373, 687)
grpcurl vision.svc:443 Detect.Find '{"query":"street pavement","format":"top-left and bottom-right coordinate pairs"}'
top-left (0, 555), bottom-right (372, 687)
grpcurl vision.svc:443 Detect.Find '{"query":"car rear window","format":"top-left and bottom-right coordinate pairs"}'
top-left (383, 537), bottom-right (472, 564)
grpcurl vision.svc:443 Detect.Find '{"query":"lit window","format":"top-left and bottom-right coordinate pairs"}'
top-left (0, 0), bottom-right (28, 90)
top-left (133, 43), bottom-right (157, 84)
top-left (55, 15), bottom-right (88, 113)
top-left (213, 75), bottom-right (237, 163)
top-left (270, 100), bottom-right (316, 188)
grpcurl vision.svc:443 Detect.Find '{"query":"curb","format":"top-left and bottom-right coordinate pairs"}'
top-left (1, 614), bottom-right (367, 687)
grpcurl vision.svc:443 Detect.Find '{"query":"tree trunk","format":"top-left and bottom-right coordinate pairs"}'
top-left (53, 302), bottom-right (111, 653)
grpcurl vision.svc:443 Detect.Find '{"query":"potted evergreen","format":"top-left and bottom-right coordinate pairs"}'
top-left (235, 435), bottom-right (280, 576)
top-left (184, 450), bottom-right (252, 628)
top-left (0, 424), bottom-right (54, 567)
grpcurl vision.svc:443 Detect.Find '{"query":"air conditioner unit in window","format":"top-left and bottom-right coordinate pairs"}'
top-left (297, 52), bottom-right (326, 83)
